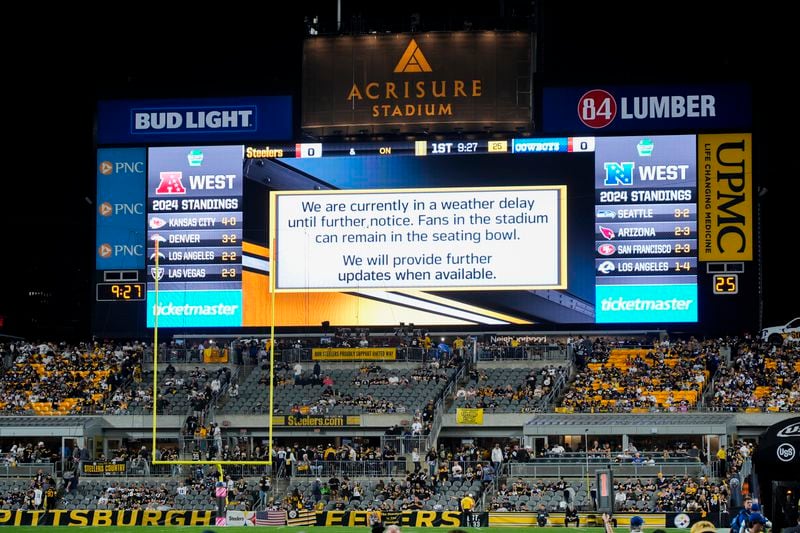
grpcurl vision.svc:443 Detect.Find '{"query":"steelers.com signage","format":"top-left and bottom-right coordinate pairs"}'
top-left (302, 32), bottom-right (532, 135)
top-left (97, 96), bottom-right (292, 144)
top-left (541, 84), bottom-right (751, 133)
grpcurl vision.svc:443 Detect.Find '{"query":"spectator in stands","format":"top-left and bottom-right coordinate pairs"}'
top-left (410, 448), bottom-right (420, 472)
top-left (718, 445), bottom-right (728, 476)
top-left (491, 443), bottom-right (504, 471)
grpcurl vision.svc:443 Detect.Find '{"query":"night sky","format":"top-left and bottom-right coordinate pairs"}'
top-left (3, 2), bottom-right (794, 339)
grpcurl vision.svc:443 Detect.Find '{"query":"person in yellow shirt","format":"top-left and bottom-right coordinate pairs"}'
top-left (460, 492), bottom-right (476, 524)
top-left (716, 445), bottom-right (727, 476)
top-left (453, 336), bottom-right (465, 355)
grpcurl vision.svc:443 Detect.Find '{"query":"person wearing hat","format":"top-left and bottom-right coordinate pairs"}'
top-left (460, 492), bottom-right (475, 525)
top-left (749, 503), bottom-right (772, 532)
top-left (690, 520), bottom-right (717, 533)
top-left (629, 516), bottom-right (645, 533)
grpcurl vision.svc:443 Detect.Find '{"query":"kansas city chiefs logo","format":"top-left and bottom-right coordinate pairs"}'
top-left (149, 216), bottom-right (167, 229)
top-left (156, 172), bottom-right (186, 194)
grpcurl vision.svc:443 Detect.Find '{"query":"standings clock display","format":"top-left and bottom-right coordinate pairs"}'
top-left (96, 283), bottom-right (145, 301)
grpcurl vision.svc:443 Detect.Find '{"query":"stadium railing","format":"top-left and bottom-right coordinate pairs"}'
top-left (290, 459), bottom-right (408, 478)
top-left (506, 457), bottom-right (703, 479)
top-left (0, 462), bottom-right (55, 478)
top-left (478, 344), bottom-right (568, 361)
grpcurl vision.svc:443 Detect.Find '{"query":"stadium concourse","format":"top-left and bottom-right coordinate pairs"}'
top-left (0, 334), bottom-right (797, 529)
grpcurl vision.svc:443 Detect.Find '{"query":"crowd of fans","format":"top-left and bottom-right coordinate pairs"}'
top-left (0, 332), bottom-right (795, 516)
top-left (0, 340), bottom-right (142, 415)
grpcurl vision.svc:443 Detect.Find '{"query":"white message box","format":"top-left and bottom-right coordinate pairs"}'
top-left (272, 186), bottom-right (566, 291)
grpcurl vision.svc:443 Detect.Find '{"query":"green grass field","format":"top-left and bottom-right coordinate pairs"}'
top-left (0, 526), bottom-right (687, 533)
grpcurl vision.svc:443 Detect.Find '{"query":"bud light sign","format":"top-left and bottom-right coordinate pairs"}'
top-left (97, 96), bottom-right (292, 144)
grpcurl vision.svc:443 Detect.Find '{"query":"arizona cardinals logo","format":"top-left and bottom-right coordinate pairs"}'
top-left (598, 225), bottom-right (615, 240)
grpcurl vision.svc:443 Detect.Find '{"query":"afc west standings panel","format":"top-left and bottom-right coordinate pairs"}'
top-left (146, 146), bottom-right (243, 328)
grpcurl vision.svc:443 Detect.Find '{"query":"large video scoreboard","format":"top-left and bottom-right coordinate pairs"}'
top-left (93, 134), bottom-right (756, 336)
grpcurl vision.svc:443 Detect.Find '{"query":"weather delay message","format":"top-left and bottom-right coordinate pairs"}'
top-left (273, 187), bottom-right (566, 291)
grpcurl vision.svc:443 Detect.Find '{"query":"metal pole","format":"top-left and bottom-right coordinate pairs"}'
top-left (585, 429), bottom-right (591, 501)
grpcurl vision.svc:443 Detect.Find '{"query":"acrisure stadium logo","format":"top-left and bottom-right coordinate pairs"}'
top-left (393, 39), bottom-right (432, 73)
top-left (346, 38), bottom-right (483, 119)
top-left (777, 443), bottom-right (796, 462)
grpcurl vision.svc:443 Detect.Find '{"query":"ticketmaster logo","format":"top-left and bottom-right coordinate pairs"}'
top-left (147, 290), bottom-right (242, 327)
top-left (153, 302), bottom-right (239, 316)
top-left (596, 284), bottom-right (698, 323)
top-left (601, 297), bottom-right (694, 311)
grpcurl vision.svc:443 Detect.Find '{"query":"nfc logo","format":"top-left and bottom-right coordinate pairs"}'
top-left (603, 162), bottom-right (635, 186)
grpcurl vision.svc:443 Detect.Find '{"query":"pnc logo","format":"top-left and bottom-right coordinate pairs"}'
top-left (394, 39), bottom-right (432, 73)
top-left (99, 161), bottom-right (114, 175)
top-left (98, 243), bottom-right (113, 258)
top-left (98, 202), bottom-right (113, 217)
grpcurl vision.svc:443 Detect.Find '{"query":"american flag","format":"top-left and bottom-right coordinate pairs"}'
top-left (255, 510), bottom-right (287, 526)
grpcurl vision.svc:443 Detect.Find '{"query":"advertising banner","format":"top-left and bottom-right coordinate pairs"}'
top-left (542, 84), bottom-right (751, 133)
top-left (97, 97), bottom-right (292, 144)
top-left (302, 33), bottom-right (532, 134)
top-left (698, 134), bottom-right (753, 261)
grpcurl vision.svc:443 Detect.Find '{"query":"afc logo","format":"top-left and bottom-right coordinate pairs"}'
top-left (156, 172), bottom-right (186, 195)
top-left (603, 162), bottom-right (635, 186)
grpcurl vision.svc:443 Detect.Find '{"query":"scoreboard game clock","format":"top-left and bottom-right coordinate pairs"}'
top-left (712, 274), bottom-right (738, 295)
top-left (96, 283), bottom-right (146, 301)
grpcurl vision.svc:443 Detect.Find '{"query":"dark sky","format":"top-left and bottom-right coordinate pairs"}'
top-left (3, 1), bottom-right (795, 338)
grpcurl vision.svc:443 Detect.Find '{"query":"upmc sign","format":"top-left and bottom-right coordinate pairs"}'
top-left (541, 84), bottom-right (751, 133)
top-left (302, 32), bottom-right (532, 135)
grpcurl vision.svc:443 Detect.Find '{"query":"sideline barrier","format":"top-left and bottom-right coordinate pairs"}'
top-left (0, 509), bottom-right (213, 527)
top-left (0, 509), bottom-right (708, 528)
